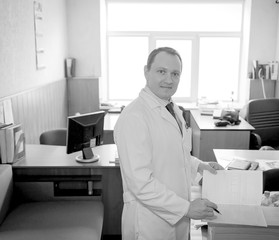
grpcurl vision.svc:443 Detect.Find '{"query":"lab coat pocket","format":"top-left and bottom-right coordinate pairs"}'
top-left (137, 204), bottom-right (175, 240)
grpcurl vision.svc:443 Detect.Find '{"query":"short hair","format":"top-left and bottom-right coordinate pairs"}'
top-left (146, 47), bottom-right (182, 71)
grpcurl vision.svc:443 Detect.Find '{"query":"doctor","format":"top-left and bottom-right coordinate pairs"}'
top-left (114, 47), bottom-right (223, 240)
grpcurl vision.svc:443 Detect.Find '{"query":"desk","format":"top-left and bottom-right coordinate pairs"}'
top-left (13, 144), bottom-right (123, 236)
top-left (190, 110), bottom-right (254, 162)
top-left (213, 149), bottom-right (279, 169)
top-left (207, 149), bottom-right (279, 240)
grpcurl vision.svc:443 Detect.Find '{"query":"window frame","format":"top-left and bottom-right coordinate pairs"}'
top-left (104, 0), bottom-right (245, 104)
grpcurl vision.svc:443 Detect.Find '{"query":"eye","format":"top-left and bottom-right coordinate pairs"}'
top-left (172, 72), bottom-right (180, 78)
top-left (158, 69), bottom-right (166, 75)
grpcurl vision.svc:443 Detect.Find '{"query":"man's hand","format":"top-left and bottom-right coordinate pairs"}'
top-left (198, 162), bottom-right (224, 175)
top-left (186, 198), bottom-right (218, 220)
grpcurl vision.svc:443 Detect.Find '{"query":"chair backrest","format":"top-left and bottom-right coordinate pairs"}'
top-left (102, 130), bottom-right (114, 145)
top-left (240, 98), bottom-right (279, 145)
top-left (39, 129), bottom-right (67, 146)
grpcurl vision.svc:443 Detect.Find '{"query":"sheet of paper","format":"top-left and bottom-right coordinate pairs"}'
top-left (202, 170), bottom-right (262, 205)
top-left (255, 160), bottom-right (279, 171)
top-left (206, 204), bottom-right (267, 227)
top-left (214, 155), bottom-right (248, 169)
top-left (202, 170), bottom-right (266, 227)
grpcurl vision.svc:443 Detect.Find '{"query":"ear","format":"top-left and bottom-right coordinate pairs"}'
top-left (144, 65), bottom-right (148, 78)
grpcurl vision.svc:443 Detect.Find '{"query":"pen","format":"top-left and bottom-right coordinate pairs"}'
top-left (213, 208), bottom-right (222, 215)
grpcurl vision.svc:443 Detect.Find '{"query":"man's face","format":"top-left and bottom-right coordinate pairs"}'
top-left (144, 52), bottom-right (181, 101)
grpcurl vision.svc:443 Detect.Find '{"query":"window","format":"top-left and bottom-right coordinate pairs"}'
top-left (104, 0), bottom-right (244, 103)
top-left (108, 37), bottom-right (148, 100)
top-left (198, 37), bottom-right (241, 100)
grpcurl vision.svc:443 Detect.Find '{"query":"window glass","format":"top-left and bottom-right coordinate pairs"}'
top-left (107, 2), bottom-right (242, 32)
top-left (198, 37), bottom-right (240, 101)
top-left (108, 37), bottom-right (148, 100)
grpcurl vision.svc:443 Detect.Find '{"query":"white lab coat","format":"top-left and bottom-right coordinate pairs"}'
top-left (114, 89), bottom-right (201, 240)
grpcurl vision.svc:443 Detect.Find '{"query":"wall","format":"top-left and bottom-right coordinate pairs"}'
top-left (248, 0), bottom-right (278, 64)
top-left (66, 0), bottom-right (101, 77)
top-left (248, 0), bottom-right (279, 98)
top-left (0, 0), bottom-right (68, 98)
top-left (276, 5), bottom-right (279, 98)
top-left (9, 80), bottom-right (68, 144)
top-left (0, 0), bottom-right (68, 143)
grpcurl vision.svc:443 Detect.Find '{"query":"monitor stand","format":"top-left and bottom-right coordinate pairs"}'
top-left (75, 147), bottom-right (99, 163)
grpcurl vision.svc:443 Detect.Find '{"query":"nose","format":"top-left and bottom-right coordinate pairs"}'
top-left (164, 72), bottom-right (173, 83)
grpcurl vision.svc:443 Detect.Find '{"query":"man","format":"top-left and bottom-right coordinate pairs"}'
top-left (114, 47), bottom-right (223, 240)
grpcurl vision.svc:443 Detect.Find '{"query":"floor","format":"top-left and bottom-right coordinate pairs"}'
top-left (103, 226), bottom-right (206, 240)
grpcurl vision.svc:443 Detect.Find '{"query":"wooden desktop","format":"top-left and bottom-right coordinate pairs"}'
top-left (12, 144), bottom-right (123, 237)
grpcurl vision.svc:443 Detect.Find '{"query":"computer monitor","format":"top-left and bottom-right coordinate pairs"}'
top-left (66, 111), bottom-right (106, 163)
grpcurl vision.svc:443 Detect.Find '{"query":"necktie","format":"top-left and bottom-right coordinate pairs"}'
top-left (166, 102), bottom-right (176, 119)
top-left (166, 102), bottom-right (182, 133)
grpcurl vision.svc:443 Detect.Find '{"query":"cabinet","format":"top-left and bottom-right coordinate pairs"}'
top-left (249, 78), bottom-right (277, 99)
top-left (67, 77), bottom-right (100, 116)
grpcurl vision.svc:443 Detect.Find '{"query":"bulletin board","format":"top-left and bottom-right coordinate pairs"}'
top-left (33, 0), bottom-right (45, 69)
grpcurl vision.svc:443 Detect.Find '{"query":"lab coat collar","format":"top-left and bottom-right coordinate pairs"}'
top-left (140, 87), bottom-right (163, 109)
top-left (143, 86), bottom-right (170, 106)
top-left (140, 87), bottom-right (174, 109)
top-left (139, 88), bottom-right (182, 134)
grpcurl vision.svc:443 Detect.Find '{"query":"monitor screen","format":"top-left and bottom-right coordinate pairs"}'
top-left (66, 111), bottom-right (106, 155)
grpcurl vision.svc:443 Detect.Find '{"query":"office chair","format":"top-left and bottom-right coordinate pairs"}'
top-left (102, 130), bottom-right (115, 144)
top-left (40, 128), bottom-right (115, 146)
top-left (263, 168), bottom-right (279, 192)
top-left (39, 128), bottom-right (67, 146)
top-left (240, 98), bottom-right (279, 149)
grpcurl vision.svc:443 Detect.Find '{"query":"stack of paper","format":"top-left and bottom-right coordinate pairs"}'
top-left (0, 124), bottom-right (25, 164)
top-left (227, 159), bottom-right (251, 170)
top-left (202, 170), bottom-right (266, 226)
top-left (255, 159), bottom-right (279, 171)
top-left (202, 170), bottom-right (279, 240)
top-left (208, 221), bottom-right (279, 240)
top-left (109, 150), bottom-right (120, 164)
top-left (0, 100), bottom-right (14, 125)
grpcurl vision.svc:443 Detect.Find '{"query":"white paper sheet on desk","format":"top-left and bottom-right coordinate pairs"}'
top-left (202, 170), bottom-right (267, 227)
top-left (255, 159), bottom-right (279, 171)
top-left (206, 204), bottom-right (267, 227)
